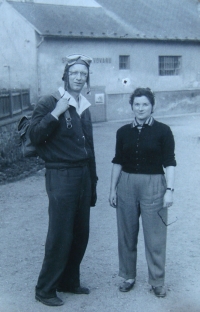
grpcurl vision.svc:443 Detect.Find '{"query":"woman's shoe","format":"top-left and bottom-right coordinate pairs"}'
top-left (152, 286), bottom-right (166, 297)
top-left (119, 280), bottom-right (135, 292)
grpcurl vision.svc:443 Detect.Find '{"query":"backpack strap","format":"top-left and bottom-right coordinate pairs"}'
top-left (64, 109), bottom-right (72, 129)
top-left (51, 91), bottom-right (72, 128)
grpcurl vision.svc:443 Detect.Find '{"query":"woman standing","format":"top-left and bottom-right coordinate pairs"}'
top-left (109, 87), bottom-right (176, 297)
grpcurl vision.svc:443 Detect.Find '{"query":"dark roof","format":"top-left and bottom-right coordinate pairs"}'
top-left (7, 0), bottom-right (200, 41)
top-left (97, 0), bottom-right (200, 40)
top-left (8, 1), bottom-right (133, 38)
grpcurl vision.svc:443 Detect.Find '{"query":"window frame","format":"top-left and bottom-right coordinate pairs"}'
top-left (119, 55), bottom-right (130, 70)
top-left (159, 55), bottom-right (182, 76)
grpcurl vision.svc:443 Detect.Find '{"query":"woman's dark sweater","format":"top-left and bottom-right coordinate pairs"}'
top-left (112, 119), bottom-right (176, 174)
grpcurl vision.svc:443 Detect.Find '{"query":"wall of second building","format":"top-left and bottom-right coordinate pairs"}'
top-left (106, 89), bottom-right (200, 121)
top-left (37, 37), bottom-right (200, 120)
top-left (0, 1), bottom-right (38, 101)
top-left (37, 37), bottom-right (200, 97)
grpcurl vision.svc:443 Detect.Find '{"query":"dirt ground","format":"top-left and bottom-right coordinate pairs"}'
top-left (0, 114), bottom-right (200, 312)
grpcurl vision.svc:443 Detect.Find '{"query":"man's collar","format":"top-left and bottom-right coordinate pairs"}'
top-left (58, 87), bottom-right (91, 115)
top-left (132, 116), bottom-right (154, 128)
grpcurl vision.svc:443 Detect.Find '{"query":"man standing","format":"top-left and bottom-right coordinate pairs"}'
top-left (30, 54), bottom-right (97, 306)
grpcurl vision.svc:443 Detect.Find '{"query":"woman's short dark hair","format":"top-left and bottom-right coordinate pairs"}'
top-left (129, 87), bottom-right (155, 108)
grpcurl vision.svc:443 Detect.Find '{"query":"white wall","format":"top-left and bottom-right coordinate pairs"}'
top-left (0, 1), bottom-right (38, 100)
top-left (37, 38), bottom-right (200, 97)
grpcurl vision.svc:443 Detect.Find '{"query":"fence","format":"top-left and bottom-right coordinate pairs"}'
top-left (0, 89), bottom-right (30, 120)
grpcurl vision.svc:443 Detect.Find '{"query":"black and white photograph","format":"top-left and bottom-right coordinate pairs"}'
top-left (0, 0), bottom-right (200, 311)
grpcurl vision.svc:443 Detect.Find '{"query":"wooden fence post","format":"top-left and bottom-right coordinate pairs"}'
top-left (9, 89), bottom-right (13, 118)
top-left (20, 89), bottom-right (23, 113)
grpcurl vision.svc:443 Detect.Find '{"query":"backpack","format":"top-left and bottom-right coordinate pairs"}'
top-left (17, 90), bottom-right (64, 157)
top-left (17, 114), bottom-right (37, 157)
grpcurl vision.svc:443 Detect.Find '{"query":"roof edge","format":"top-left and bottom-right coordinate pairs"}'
top-left (6, 0), bottom-right (42, 35)
top-left (41, 34), bottom-right (200, 42)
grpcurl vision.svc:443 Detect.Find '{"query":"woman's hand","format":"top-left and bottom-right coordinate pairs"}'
top-left (109, 164), bottom-right (122, 208)
top-left (164, 166), bottom-right (175, 208)
top-left (163, 190), bottom-right (173, 208)
top-left (109, 189), bottom-right (117, 208)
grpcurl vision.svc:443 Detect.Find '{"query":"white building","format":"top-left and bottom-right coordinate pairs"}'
top-left (1, 0), bottom-right (200, 121)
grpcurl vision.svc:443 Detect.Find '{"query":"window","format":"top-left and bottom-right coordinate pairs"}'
top-left (159, 56), bottom-right (181, 76)
top-left (119, 55), bottom-right (130, 69)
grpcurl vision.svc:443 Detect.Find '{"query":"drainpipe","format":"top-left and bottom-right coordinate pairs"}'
top-left (198, 1), bottom-right (200, 17)
top-left (36, 36), bottom-right (44, 97)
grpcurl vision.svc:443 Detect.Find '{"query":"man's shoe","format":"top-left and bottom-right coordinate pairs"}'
top-left (152, 286), bottom-right (166, 298)
top-left (119, 280), bottom-right (135, 292)
top-left (57, 286), bottom-right (90, 294)
top-left (35, 294), bottom-right (64, 306)
top-left (70, 286), bottom-right (90, 294)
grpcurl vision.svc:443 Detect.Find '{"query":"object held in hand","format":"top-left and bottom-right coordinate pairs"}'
top-left (157, 207), bottom-right (178, 226)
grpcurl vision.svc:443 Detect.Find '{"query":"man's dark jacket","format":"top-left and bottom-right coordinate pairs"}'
top-left (29, 92), bottom-right (97, 187)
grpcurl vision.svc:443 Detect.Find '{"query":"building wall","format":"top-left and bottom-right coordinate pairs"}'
top-left (0, 1), bottom-right (38, 100)
top-left (106, 89), bottom-right (200, 121)
top-left (38, 38), bottom-right (200, 98)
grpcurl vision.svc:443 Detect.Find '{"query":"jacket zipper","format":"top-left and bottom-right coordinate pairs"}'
top-left (82, 135), bottom-right (88, 156)
top-left (79, 113), bottom-right (88, 156)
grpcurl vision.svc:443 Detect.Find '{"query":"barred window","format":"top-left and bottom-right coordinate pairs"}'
top-left (119, 55), bottom-right (130, 69)
top-left (159, 56), bottom-right (181, 76)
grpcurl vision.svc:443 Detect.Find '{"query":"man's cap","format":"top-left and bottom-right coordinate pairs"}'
top-left (62, 54), bottom-right (93, 94)
top-left (65, 54), bottom-right (93, 67)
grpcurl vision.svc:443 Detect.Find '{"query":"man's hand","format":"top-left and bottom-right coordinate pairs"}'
top-left (90, 183), bottom-right (97, 207)
top-left (51, 97), bottom-right (70, 119)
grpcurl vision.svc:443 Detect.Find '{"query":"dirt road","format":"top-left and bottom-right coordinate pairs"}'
top-left (0, 114), bottom-right (200, 312)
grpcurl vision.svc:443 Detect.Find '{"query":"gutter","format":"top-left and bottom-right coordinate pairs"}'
top-left (36, 36), bottom-right (44, 96)
top-left (40, 33), bottom-right (200, 43)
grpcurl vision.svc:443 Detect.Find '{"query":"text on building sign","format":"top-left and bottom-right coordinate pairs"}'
top-left (62, 57), bottom-right (112, 64)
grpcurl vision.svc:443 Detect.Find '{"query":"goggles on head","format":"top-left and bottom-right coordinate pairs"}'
top-left (62, 54), bottom-right (92, 94)
top-left (65, 54), bottom-right (93, 67)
